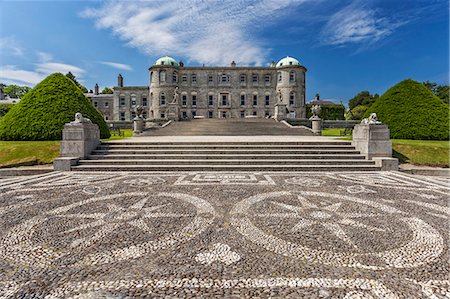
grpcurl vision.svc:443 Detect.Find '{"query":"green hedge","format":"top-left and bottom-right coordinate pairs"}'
top-left (306, 104), bottom-right (345, 120)
top-left (364, 79), bottom-right (449, 140)
top-left (0, 73), bottom-right (110, 140)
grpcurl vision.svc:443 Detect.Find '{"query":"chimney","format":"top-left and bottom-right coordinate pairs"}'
top-left (315, 93), bottom-right (320, 102)
top-left (94, 83), bottom-right (99, 95)
top-left (118, 74), bottom-right (123, 87)
top-left (231, 61), bottom-right (236, 67)
top-left (179, 61), bottom-right (184, 67)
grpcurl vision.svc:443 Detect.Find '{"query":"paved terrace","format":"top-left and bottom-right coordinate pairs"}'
top-left (0, 171), bottom-right (449, 298)
top-left (117, 135), bottom-right (343, 143)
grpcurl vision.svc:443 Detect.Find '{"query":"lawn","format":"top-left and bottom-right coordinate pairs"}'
top-left (0, 129), bottom-right (133, 168)
top-left (322, 128), bottom-right (449, 167)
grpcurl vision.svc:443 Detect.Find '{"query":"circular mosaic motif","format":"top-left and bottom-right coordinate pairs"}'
top-left (0, 192), bottom-right (215, 268)
top-left (231, 191), bottom-right (443, 270)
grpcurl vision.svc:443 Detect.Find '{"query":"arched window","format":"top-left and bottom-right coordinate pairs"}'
top-left (265, 93), bottom-right (270, 106)
top-left (159, 71), bottom-right (166, 83)
top-left (240, 93), bottom-right (246, 106)
top-left (289, 71), bottom-right (296, 82)
top-left (172, 71), bottom-right (178, 83)
top-left (181, 93), bottom-right (187, 106)
top-left (289, 92), bottom-right (295, 106)
top-left (160, 92), bottom-right (166, 105)
top-left (191, 74), bottom-right (197, 84)
top-left (191, 93), bottom-right (197, 106)
top-left (278, 72), bottom-right (282, 82)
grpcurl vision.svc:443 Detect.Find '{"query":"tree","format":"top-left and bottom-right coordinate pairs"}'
top-left (423, 81), bottom-right (449, 105)
top-left (365, 79), bottom-right (449, 140)
top-left (100, 87), bottom-right (114, 94)
top-left (348, 91), bottom-right (378, 110)
top-left (65, 72), bottom-right (88, 93)
top-left (2, 85), bottom-right (32, 98)
top-left (0, 73), bottom-right (110, 140)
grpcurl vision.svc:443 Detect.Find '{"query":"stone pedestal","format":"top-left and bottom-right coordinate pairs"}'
top-left (133, 117), bottom-right (144, 134)
top-left (60, 122), bottom-right (100, 159)
top-left (310, 116), bottom-right (322, 135)
top-left (167, 103), bottom-right (180, 121)
top-left (274, 103), bottom-right (287, 121)
top-left (352, 124), bottom-right (392, 159)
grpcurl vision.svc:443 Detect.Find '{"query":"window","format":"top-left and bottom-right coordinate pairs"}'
top-left (161, 113), bottom-right (165, 119)
top-left (221, 94), bottom-right (228, 106)
top-left (208, 95), bottom-right (213, 106)
top-left (142, 97), bottom-right (147, 107)
top-left (131, 112), bottom-right (136, 120)
top-left (208, 75), bottom-right (213, 83)
top-left (265, 74), bottom-right (271, 84)
top-left (191, 75), bottom-right (197, 84)
top-left (182, 111), bottom-right (187, 119)
top-left (289, 92), bottom-right (295, 105)
top-left (222, 111), bottom-right (227, 118)
top-left (131, 96), bottom-right (136, 107)
top-left (160, 93), bottom-right (166, 105)
top-left (252, 74), bottom-right (258, 83)
top-left (142, 111), bottom-right (147, 119)
top-left (182, 94), bottom-right (187, 106)
top-left (240, 111), bottom-right (245, 118)
top-left (253, 111), bottom-right (257, 116)
top-left (105, 116), bottom-right (109, 121)
top-left (181, 75), bottom-right (187, 83)
top-left (221, 75), bottom-right (230, 83)
top-left (104, 101), bottom-right (109, 108)
top-left (289, 71), bottom-right (296, 82)
top-left (120, 112), bottom-right (125, 121)
top-left (265, 95), bottom-right (270, 106)
top-left (159, 71), bottom-right (166, 82)
top-left (172, 72), bottom-right (178, 83)
top-left (265, 111), bottom-right (270, 117)
top-left (240, 74), bottom-right (246, 83)
top-left (278, 72), bottom-right (282, 82)
top-left (120, 97), bottom-right (125, 107)
top-left (253, 94), bottom-right (258, 106)
top-left (94, 101), bottom-right (98, 108)
top-left (240, 94), bottom-right (245, 106)
top-left (192, 111), bottom-right (196, 117)
top-left (208, 111), bottom-right (213, 118)
top-left (192, 94), bottom-right (197, 106)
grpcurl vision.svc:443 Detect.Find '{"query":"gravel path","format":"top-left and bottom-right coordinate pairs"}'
top-left (0, 171), bottom-right (448, 298)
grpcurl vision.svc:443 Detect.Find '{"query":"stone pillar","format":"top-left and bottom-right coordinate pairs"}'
top-left (310, 116), bottom-right (322, 135)
top-left (54, 113), bottom-right (100, 171)
top-left (274, 103), bottom-right (287, 121)
top-left (167, 103), bottom-right (180, 121)
top-left (133, 117), bottom-right (144, 134)
top-left (352, 124), bottom-right (392, 159)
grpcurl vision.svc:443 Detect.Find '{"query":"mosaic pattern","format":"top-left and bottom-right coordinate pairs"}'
top-left (0, 171), bottom-right (448, 298)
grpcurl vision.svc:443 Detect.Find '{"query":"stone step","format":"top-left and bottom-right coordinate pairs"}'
top-left (71, 164), bottom-right (380, 171)
top-left (97, 144), bottom-right (356, 150)
top-left (91, 149), bottom-right (361, 155)
top-left (78, 159), bottom-right (375, 166)
top-left (87, 154), bottom-right (366, 160)
top-left (103, 141), bottom-right (352, 146)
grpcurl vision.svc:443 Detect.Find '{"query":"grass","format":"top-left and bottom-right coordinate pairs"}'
top-left (0, 129), bottom-right (134, 168)
top-left (322, 128), bottom-right (449, 167)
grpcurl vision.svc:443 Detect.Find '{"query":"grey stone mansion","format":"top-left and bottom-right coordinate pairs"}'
top-left (86, 56), bottom-right (307, 123)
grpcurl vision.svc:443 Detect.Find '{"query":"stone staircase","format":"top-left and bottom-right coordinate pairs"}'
top-left (71, 141), bottom-right (380, 171)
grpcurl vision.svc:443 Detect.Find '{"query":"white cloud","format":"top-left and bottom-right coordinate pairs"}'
top-left (0, 36), bottom-right (24, 56)
top-left (98, 61), bottom-right (133, 71)
top-left (81, 0), bottom-right (308, 66)
top-left (320, 3), bottom-right (406, 46)
top-left (0, 53), bottom-right (85, 87)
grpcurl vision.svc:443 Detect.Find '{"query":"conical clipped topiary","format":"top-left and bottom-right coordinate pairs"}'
top-left (0, 73), bottom-right (110, 140)
top-left (364, 79), bottom-right (449, 140)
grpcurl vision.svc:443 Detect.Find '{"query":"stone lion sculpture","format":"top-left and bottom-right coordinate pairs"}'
top-left (361, 113), bottom-right (382, 124)
top-left (70, 112), bottom-right (91, 124)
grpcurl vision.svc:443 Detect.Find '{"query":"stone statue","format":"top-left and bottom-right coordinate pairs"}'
top-left (361, 113), bottom-right (382, 124)
top-left (277, 89), bottom-right (283, 103)
top-left (135, 105), bottom-right (145, 118)
top-left (70, 112), bottom-right (91, 125)
top-left (311, 104), bottom-right (321, 118)
top-left (171, 86), bottom-right (179, 104)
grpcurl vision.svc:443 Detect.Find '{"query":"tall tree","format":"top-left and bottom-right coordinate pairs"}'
top-left (65, 72), bottom-right (88, 93)
top-left (348, 91), bottom-right (378, 110)
top-left (100, 87), bottom-right (114, 94)
top-left (2, 85), bottom-right (32, 98)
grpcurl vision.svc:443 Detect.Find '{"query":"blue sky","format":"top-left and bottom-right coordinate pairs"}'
top-left (0, 0), bottom-right (448, 106)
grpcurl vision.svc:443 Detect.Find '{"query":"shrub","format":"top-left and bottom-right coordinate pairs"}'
top-left (364, 79), bottom-right (449, 140)
top-left (0, 73), bottom-right (110, 140)
top-left (306, 104), bottom-right (345, 120)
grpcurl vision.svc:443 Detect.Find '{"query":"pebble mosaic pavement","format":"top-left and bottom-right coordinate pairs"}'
top-left (0, 171), bottom-right (448, 298)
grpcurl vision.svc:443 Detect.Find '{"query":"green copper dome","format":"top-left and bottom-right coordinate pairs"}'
top-left (276, 56), bottom-right (300, 67)
top-left (154, 56), bottom-right (179, 66)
